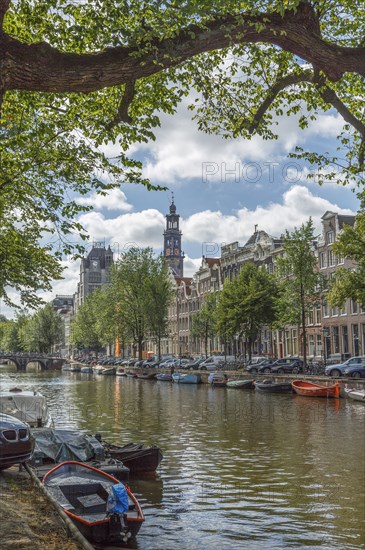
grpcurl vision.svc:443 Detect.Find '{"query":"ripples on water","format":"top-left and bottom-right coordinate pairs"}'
top-left (1, 365), bottom-right (364, 549)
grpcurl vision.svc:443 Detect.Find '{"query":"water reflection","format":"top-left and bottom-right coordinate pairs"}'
top-left (0, 366), bottom-right (364, 549)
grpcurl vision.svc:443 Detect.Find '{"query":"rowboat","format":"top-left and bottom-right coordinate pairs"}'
top-left (43, 461), bottom-right (144, 545)
top-left (136, 372), bottom-right (156, 380)
top-left (156, 373), bottom-right (173, 381)
top-left (172, 373), bottom-right (201, 384)
top-left (116, 368), bottom-right (126, 376)
top-left (226, 379), bottom-right (255, 389)
top-left (80, 366), bottom-right (93, 373)
top-left (292, 380), bottom-right (340, 398)
top-left (344, 388), bottom-right (365, 402)
top-left (101, 367), bottom-right (116, 375)
top-left (254, 380), bottom-right (293, 393)
top-left (125, 371), bottom-right (137, 378)
top-left (208, 372), bottom-right (228, 387)
top-left (99, 439), bottom-right (163, 474)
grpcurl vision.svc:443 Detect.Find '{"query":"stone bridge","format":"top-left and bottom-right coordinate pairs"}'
top-left (0, 354), bottom-right (66, 372)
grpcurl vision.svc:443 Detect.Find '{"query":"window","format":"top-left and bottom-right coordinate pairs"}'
top-left (308, 306), bottom-right (314, 325)
top-left (331, 306), bottom-right (338, 316)
top-left (351, 300), bottom-right (358, 314)
top-left (89, 272), bottom-right (101, 283)
top-left (342, 325), bottom-right (348, 354)
top-left (333, 326), bottom-right (339, 353)
top-left (328, 250), bottom-right (336, 267)
top-left (315, 303), bottom-right (322, 325)
top-left (319, 252), bottom-right (326, 269)
top-left (326, 230), bottom-right (335, 244)
top-left (323, 300), bottom-right (329, 317)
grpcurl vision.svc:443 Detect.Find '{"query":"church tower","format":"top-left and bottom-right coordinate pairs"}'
top-left (163, 195), bottom-right (185, 277)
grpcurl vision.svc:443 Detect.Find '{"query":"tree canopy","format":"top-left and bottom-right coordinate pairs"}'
top-left (1, 1), bottom-right (364, 306)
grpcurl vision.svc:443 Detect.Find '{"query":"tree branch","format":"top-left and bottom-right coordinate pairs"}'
top-left (106, 80), bottom-right (136, 130)
top-left (239, 67), bottom-right (365, 168)
top-left (0, 1), bottom-right (364, 95)
top-left (246, 69), bottom-right (314, 133)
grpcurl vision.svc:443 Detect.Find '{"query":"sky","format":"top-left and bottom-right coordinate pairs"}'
top-left (1, 95), bottom-right (360, 319)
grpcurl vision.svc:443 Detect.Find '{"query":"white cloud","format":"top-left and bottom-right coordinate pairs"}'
top-left (76, 188), bottom-right (132, 212)
top-left (77, 209), bottom-right (165, 249)
top-left (182, 185), bottom-right (354, 245)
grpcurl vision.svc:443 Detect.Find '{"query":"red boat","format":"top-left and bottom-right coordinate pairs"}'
top-left (292, 380), bottom-right (340, 398)
top-left (43, 461), bottom-right (144, 545)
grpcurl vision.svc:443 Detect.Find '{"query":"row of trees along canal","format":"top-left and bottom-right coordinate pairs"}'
top-left (4, 213), bottom-right (364, 366)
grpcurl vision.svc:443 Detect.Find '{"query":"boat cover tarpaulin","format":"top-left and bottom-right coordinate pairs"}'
top-left (31, 428), bottom-right (105, 464)
top-left (106, 484), bottom-right (129, 514)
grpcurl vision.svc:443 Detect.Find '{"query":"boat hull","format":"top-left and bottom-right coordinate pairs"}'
top-left (255, 381), bottom-right (293, 393)
top-left (172, 373), bottom-right (201, 384)
top-left (226, 380), bottom-right (255, 389)
top-left (292, 380), bottom-right (340, 398)
top-left (345, 389), bottom-right (365, 402)
top-left (104, 442), bottom-right (163, 474)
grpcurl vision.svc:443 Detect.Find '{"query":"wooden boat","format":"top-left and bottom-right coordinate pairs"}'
top-left (156, 373), bottom-right (173, 381)
top-left (101, 367), bottom-right (116, 375)
top-left (116, 368), bottom-right (126, 376)
top-left (208, 372), bottom-right (228, 387)
top-left (93, 365), bottom-right (105, 374)
top-left (98, 438), bottom-right (163, 474)
top-left (80, 366), bottom-right (93, 373)
top-left (31, 428), bottom-right (155, 478)
top-left (43, 461), bottom-right (144, 545)
top-left (136, 372), bottom-right (156, 380)
top-left (292, 380), bottom-right (340, 398)
top-left (172, 373), bottom-right (201, 384)
top-left (344, 388), bottom-right (365, 402)
top-left (254, 380), bottom-right (293, 393)
top-left (69, 365), bottom-right (81, 372)
top-left (125, 371), bottom-right (137, 378)
top-left (226, 379), bottom-right (255, 389)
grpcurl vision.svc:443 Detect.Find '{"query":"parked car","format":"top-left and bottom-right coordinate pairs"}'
top-left (245, 356), bottom-right (267, 367)
top-left (0, 414), bottom-right (35, 470)
top-left (246, 358), bottom-right (275, 373)
top-left (270, 358), bottom-right (304, 374)
top-left (325, 356), bottom-right (365, 378)
top-left (199, 355), bottom-right (235, 371)
top-left (343, 365), bottom-right (365, 379)
top-left (184, 358), bottom-right (206, 370)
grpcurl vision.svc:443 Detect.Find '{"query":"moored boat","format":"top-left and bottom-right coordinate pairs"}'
top-left (208, 372), bottom-right (228, 387)
top-left (69, 365), bottom-right (81, 372)
top-left (156, 373), bottom-right (173, 381)
top-left (98, 438), bottom-right (163, 474)
top-left (0, 388), bottom-right (54, 428)
top-left (136, 372), bottom-right (156, 380)
top-left (116, 368), bottom-right (126, 376)
top-left (344, 388), bottom-right (365, 402)
top-left (101, 367), bottom-right (116, 375)
top-left (125, 371), bottom-right (137, 378)
top-left (254, 380), bottom-right (293, 393)
top-left (80, 366), bottom-right (93, 373)
top-left (43, 461), bottom-right (144, 545)
top-left (172, 373), bottom-right (201, 384)
top-left (226, 379), bottom-right (255, 389)
top-left (292, 380), bottom-right (340, 398)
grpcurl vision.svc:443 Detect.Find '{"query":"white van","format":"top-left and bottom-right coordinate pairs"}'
top-left (199, 355), bottom-right (235, 371)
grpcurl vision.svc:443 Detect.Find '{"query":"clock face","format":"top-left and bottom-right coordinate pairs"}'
top-left (92, 260), bottom-right (98, 268)
top-left (173, 247), bottom-right (179, 255)
top-left (165, 248), bottom-right (170, 256)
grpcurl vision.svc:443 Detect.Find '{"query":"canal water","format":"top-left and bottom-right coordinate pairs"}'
top-left (1, 364), bottom-right (364, 550)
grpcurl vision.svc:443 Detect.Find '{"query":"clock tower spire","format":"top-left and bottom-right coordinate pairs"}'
top-left (163, 196), bottom-right (184, 277)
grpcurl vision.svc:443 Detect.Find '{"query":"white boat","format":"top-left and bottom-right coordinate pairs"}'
top-left (345, 388), bottom-right (365, 402)
top-left (0, 388), bottom-right (54, 428)
top-left (93, 365), bottom-right (105, 374)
